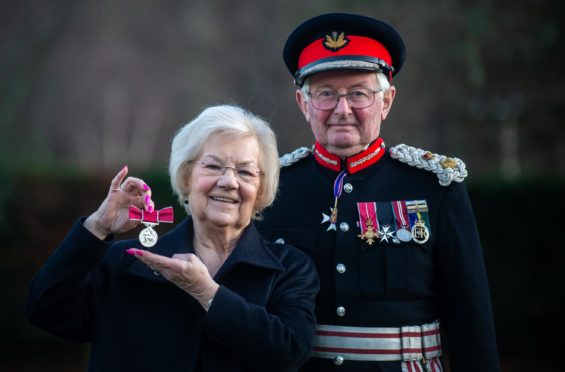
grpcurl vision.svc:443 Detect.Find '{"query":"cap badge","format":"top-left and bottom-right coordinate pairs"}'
top-left (323, 31), bottom-right (349, 52)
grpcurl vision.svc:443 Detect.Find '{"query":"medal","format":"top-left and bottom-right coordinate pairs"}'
top-left (406, 200), bottom-right (431, 245)
top-left (321, 206), bottom-right (338, 231)
top-left (321, 171), bottom-right (347, 232)
top-left (129, 205), bottom-right (174, 247)
top-left (139, 224), bottom-right (159, 247)
top-left (391, 200), bottom-right (412, 243)
top-left (357, 202), bottom-right (380, 245)
top-left (379, 224), bottom-right (394, 243)
top-left (359, 218), bottom-right (378, 245)
top-left (411, 218), bottom-right (430, 244)
top-left (396, 228), bottom-right (412, 242)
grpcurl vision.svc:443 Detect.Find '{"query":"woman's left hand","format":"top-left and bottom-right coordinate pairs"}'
top-left (127, 248), bottom-right (219, 310)
top-left (84, 166), bottom-right (155, 240)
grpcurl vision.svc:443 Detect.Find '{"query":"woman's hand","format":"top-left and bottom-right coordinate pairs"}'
top-left (127, 248), bottom-right (219, 310)
top-left (84, 166), bottom-right (155, 240)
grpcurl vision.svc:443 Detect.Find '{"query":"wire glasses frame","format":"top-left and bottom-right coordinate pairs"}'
top-left (307, 88), bottom-right (383, 110)
top-left (195, 160), bottom-right (264, 183)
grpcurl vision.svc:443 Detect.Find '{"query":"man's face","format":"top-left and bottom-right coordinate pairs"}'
top-left (296, 70), bottom-right (395, 158)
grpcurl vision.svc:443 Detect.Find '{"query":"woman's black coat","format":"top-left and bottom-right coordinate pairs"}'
top-left (26, 217), bottom-right (319, 371)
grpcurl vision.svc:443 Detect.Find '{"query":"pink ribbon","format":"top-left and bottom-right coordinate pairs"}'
top-left (129, 205), bottom-right (174, 224)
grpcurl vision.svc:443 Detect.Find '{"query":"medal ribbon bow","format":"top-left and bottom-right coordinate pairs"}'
top-left (129, 205), bottom-right (174, 224)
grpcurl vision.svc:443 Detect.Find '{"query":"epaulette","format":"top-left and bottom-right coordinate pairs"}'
top-left (279, 146), bottom-right (313, 168)
top-left (389, 144), bottom-right (468, 186)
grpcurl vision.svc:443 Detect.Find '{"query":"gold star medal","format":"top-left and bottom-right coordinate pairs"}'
top-left (357, 202), bottom-right (380, 246)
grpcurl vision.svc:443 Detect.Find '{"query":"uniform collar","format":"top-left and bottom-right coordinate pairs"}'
top-left (313, 138), bottom-right (386, 174)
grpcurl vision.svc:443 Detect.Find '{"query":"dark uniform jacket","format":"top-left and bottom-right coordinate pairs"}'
top-left (257, 140), bottom-right (500, 372)
top-left (26, 216), bottom-right (319, 371)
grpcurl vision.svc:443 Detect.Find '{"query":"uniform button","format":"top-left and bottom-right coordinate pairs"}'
top-left (275, 238), bottom-right (285, 244)
top-left (336, 306), bottom-right (346, 317)
top-left (336, 263), bottom-right (346, 273)
top-left (343, 183), bottom-right (353, 193)
top-left (339, 222), bottom-right (349, 232)
top-left (334, 355), bottom-right (344, 365)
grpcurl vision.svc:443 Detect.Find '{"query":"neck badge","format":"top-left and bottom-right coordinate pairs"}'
top-left (129, 205), bottom-right (174, 247)
top-left (321, 170), bottom-right (347, 231)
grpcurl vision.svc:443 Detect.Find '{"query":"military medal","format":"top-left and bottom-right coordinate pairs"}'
top-left (396, 228), bottom-right (412, 243)
top-left (321, 171), bottom-right (347, 231)
top-left (411, 217), bottom-right (430, 244)
top-left (379, 224), bottom-right (394, 243)
top-left (391, 200), bottom-right (412, 243)
top-left (406, 200), bottom-right (431, 245)
top-left (357, 202), bottom-right (380, 245)
top-left (129, 205), bottom-right (174, 247)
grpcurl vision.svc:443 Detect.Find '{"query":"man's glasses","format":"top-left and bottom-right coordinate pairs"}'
top-left (197, 160), bottom-right (263, 183)
top-left (307, 88), bottom-right (383, 110)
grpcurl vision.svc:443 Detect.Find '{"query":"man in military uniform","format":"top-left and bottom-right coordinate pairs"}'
top-left (257, 13), bottom-right (500, 371)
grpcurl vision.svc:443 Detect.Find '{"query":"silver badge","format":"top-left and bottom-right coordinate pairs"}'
top-left (139, 224), bottom-right (158, 247)
top-left (411, 221), bottom-right (430, 244)
top-left (396, 228), bottom-right (412, 242)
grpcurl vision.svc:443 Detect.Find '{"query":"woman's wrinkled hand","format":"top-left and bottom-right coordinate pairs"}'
top-left (127, 248), bottom-right (219, 310)
top-left (84, 166), bottom-right (155, 240)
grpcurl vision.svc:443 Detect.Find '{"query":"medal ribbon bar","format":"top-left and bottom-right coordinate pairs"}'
top-left (129, 205), bottom-right (174, 224)
top-left (357, 202), bottom-right (379, 245)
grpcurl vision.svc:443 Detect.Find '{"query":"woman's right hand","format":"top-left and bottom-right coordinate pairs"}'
top-left (84, 166), bottom-right (154, 240)
top-left (128, 249), bottom-right (220, 311)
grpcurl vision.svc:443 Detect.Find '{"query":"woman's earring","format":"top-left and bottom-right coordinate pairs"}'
top-left (183, 200), bottom-right (189, 205)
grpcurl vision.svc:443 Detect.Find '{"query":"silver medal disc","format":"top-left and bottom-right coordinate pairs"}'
top-left (139, 226), bottom-right (158, 247)
top-left (396, 228), bottom-right (412, 242)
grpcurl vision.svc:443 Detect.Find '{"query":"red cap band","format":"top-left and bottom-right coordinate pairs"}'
top-left (298, 35), bottom-right (392, 70)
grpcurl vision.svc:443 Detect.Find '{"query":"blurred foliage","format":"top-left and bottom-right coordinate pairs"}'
top-left (1, 0), bottom-right (563, 370)
top-left (0, 0), bottom-right (564, 175)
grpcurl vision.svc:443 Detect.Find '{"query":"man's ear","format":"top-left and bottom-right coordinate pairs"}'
top-left (381, 86), bottom-right (396, 121)
top-left (296, 89), bottom-right (310, 122)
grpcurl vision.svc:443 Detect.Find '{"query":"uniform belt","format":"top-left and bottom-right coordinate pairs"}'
top-left (312, 320), bottom-right (442, 362)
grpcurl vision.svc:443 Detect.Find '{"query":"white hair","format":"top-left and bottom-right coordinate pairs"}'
top-left (169, 104), bottom-right (279, 219)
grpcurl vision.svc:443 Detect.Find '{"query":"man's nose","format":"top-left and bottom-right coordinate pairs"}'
top-left (333, 95), bottom-right (353, 114)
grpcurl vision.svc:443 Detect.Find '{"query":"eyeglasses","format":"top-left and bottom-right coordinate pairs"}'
top-left (307, 88), bottom-right (383, 110)
top-left (197, 160), bottom-right (263, 183)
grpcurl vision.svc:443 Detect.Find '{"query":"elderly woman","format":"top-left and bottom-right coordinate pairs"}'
top-left (25, 104), bottom-right (319, 371)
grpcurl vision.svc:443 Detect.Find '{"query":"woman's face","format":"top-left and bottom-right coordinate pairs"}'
top-left (186, 135), bottom-right (262, 232)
